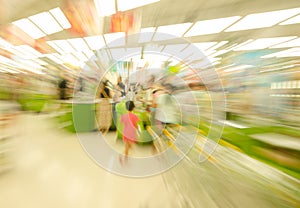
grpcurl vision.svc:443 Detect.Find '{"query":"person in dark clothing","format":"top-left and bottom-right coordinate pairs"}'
top-left (100, 81), bottom-right (111, 98)
top-left (58, 78), bottom-right (68, 100)
top-left (117, 76), bottom-right (125, 97)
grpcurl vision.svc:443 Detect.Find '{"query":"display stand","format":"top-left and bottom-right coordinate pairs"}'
top-left (96, 98), bottom-right (112, 133)
top-left (57, 100), bottom-right (97, 133)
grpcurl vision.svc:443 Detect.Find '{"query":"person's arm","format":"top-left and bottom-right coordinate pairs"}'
top-left (134, 115), bottom-right (140, 136)
top-left (135, 115), bottom-right (139, 128)
top-left (151, 98), bottom-right (157, 108)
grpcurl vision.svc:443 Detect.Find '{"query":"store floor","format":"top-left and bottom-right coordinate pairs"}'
top-left (0, 113), bottom-right (299, 208)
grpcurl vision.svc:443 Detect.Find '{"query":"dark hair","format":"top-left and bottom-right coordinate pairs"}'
top-left (126, 101), bottom-right (135, 111)
top-left (152, 89), bottom-right (162, 94)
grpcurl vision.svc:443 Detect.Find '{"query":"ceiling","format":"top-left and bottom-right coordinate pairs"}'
top-left (0, 0), bottom-right (300, 76)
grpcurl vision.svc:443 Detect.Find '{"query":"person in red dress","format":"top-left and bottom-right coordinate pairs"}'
top-left (120, 101), bottom-right (139, 162)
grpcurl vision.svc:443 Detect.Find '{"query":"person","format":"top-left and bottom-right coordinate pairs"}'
top-left (58, 77), bottom-right (68, 100)
top-left (150, 88), bottom-right (163, 125)
top-left (119, 101), bottom-right (139, 163)
top-left (154, 85), bottom-right (180, 128)
top-left (127, 84), bottom-right (136, 101)
top-left (117, 76), bottom-right (125, 97)
top-left (113, 84), bottom-right (122, 102)
top-left (100, 80), bottom-right (111, 98)
top-left (78, 77), bottom-right (84, 92)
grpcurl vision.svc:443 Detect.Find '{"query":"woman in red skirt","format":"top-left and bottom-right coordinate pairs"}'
top-left (120, 101), bottom-right (139, 162)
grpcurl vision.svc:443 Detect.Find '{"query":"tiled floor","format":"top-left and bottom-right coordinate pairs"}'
top-left (0, 113), bottom-right (299, 208)
top-left (0, 114), bottom-right (166, 208)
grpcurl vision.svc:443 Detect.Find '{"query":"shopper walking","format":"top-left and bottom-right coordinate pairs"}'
top-left (119, 101), bottom-right (139, 163)
top-left (154, 85), bottom-right (180, 127)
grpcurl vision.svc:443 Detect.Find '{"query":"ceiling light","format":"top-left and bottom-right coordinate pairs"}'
top-left (73, 52), bottom-right (89, 62)
top-left (270, 38), bottom-right (300, 48)
top-left (208, 57), bottom-right (221, 62)
top-left (208, 41), bottom-right (229, 51)
top-left (210, 49), bottom-right (231, 57)
top-left (12, 18), bottom-right (46, 39)
top-left (118, 0), bottom-right (160, 11)
top-left (141, 27), bottom-right (156, 33)
top-left (138, 27), bottom-right (156, 43)
top-left (83, 50), bottom-right (95, 59)
top-left (14, 45), bottom-right (43, 59)
top-left (204, 50), bottom-right (217, 57)
top-left (32, 58), bottom-right (48, 65)
top-left (104, 32), bottom-right (126, 47)
top-left (47, 41), bottom-right (64, 54)
top-left (48, 40), bottom-right (76, 53)
top-left (68, 38), bottom-right (90, 51)
top-left (8, 47), bottom-right (26, 58)
top-left (193, 42), bottom-right (218, 51)
top-left (185, 16), bottom-right (241, 37)
top-left (49, 7), bottom-right (71, 29)
top-left (261, 48), bottom-right (300, 58)
top-left (153, 23), bottom-right (192, 41)
top-left (277, 51), bottom-right (300, 57)
top-left (28, 12), bottom-right (63, 35)
top-left (233, 37), bottom-right (297, 51)
top-left (224, 65), bottom-right (253, 72)
top-left (44, 53), bottom-right (64, 64)
top-left (280, 14), bottom-right (300, 25)
top-left (12, 58), bottom-right (45, 74)
top-left (14, 58), bottom-right (44, 69)
top-left (60, 53), bottom-right (81, 65)
top-left (94, 0), bottom-right (116, 17)
top-left (225, 8), bottom-right (300, 32)
top-left (84, 35), bottom-right (106, 50)
top-left (0, 38), bottom-right (13, 49)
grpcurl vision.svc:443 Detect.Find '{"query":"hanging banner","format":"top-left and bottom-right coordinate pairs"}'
top-left (0, 24), bottom-right (34, 46)
top-left (110, 10), bottom-right (142, 35)
top-left (63, 0), bottom-right (104, 36)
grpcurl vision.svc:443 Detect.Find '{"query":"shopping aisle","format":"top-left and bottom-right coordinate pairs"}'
top-left (0, 113), bottom-right (299, 208)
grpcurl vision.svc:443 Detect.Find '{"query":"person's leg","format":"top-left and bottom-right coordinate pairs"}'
top-left (111, 103), bottom-right (117, 130)
top-left (119, 139), bottom-right (129, 165)
top-left (125, 141), bottom-right (130, 157)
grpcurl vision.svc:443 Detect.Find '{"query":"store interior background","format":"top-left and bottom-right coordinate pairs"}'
top-left (0, 0), bottom-right (300, 207)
